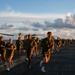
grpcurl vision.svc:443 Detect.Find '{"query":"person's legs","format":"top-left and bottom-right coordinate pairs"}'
top-left (40, 51), bottom-right (45, 67)
top-left (27, 49), bottom-right (31, 68)
top-left (40, 52), bottom-right (46, 72)
top-left (27, 54), bottom-right (32, 68)
top-left (3, 50), bottom-right (6, 63)
top-left (17, 50), bottom-right (21, 57)
top-left (40, 57), bottom-right (46, 72)
top-left (6, 52), bottom-right (14, 71)
top-left (0, 50), bottom-right (3, 63)
top-left (45, 52), bottom-right (50, 63)
top-left (7, 55), bottom-right (13, 71)
top-left (40, 51), bottom-right (50, 72)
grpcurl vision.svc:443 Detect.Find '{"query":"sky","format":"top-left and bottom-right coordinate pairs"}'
top-left (0, 0), bottom-right (75, 39)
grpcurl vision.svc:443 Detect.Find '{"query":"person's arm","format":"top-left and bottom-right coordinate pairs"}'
top-left (13, 44), bottom-right (16, 51)
top-left (50, 39), bottom-right (54, 51)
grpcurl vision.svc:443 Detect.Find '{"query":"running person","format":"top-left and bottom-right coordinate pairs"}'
top-left (56, 37), bottom-right (62, 50)
top-left (40, 31), bottom-right (54, 72)
top-left (23, 35), bottom-right (29, 60)
top-left (16, 37), bottom-right (23, 57)
top-left (32, 37), bottom-right (38, 57)
top-left (25, 34), bottom-right (35, 68)
top-left (0, 36), bottom-right (6, 63)
top-left (6, 38), bottom-right (16, 71)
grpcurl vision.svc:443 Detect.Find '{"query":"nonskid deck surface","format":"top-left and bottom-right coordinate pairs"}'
top-left (0, 44), bottom-right (75, 75)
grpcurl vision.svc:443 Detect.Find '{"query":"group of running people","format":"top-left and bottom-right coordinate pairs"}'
top-left (0, 31), bottom-right (72, 72)
top-left (0, 33), bottom-right (40, 71)
top-left (0, 36), bottom-right (16, 71)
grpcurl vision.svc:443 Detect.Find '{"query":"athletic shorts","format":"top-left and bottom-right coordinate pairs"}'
top-left (6, 50), bottom-right (14, 58)
top-left (42, 49), bottom-right (51, 57)
top-left (0, 49), bottom-right (6, 55)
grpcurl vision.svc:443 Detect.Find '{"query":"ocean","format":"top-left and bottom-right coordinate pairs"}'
top-left (5, 40), bottom-right (16, 44)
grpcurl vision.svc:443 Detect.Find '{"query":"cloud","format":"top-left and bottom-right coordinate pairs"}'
top-left (32, 28), bottom-right (39, 31)
top-left (0, 10), bottom-right (75, 39)
top-left (0, 23), bottom-right (16, 30)
top-left (0, 10), bottom-right (65, 20)
top-left (32, 17), bottom-right (75, 31)
top-left (17, 27), bottom-right (30, 31)
top-left (65, 13), bottom-right (75, 25)
top-left (52, 19), bottom-right (75, 29)
top-left (32, 22), bottom-right (43, 28)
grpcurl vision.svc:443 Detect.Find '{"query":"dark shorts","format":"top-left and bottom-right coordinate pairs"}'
top-left (0, 49), bottom-right (6, 55)
top-left (26, 47), bottom-right (34, 58)
top-left (0, 50), bottom-right (4, 55)
top-left (17, 46), bottom-right (22, 51)
top-left (6, 50), bottom-right (14, 58)
top-left (42, 49), bottom-right (51, 58)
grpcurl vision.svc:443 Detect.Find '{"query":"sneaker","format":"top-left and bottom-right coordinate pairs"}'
top-left (28, 66), bottom-right (31, 69)
top-left (56, 48), bottom-right (59, 51)
top-left (51, 50), bottom-right (53, 53)
top-left (41, 66), bottom-right (46, 72)
top-left (40, 60), bottom-right (43, 67)
top-left (0, 60), bottom-right (3, 64)
top-left (6, 68), bottom-right (10, 71)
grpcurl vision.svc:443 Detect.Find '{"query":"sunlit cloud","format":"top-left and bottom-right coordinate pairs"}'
top-left (0, 9), bottom-right (75, 39)
top-left (0, 10), bottom-right (65, 20)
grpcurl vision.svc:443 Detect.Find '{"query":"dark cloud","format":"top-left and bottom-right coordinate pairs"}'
top-left (33, 14), bottom-right (75, 30)
top-left (17, 27), bottom-right (30, 31)
top-left (44, 21), bottom-right (52, 26)
top-left (44, 18), bottom-right (75, 29)
top-left (7, 25), bottom-right (15, 28)
top-left (32, 17), bottom-right (75, 31)
top-left (32, 22), bottom-right (44, 28)
top-left (54, 18), bottom-right (63, 24)
top-left (72, 14), bottom-right (75, 21)
top-left (0, 23), bottom-right (15, 29)
top-left (32, 28), bottom-right (39, 31)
